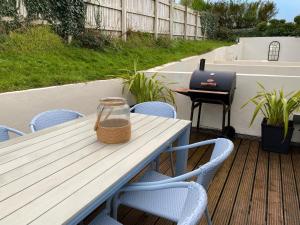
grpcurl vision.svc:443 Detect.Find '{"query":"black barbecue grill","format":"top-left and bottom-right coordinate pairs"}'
top-left (175, 59), bottom-right (236, 138)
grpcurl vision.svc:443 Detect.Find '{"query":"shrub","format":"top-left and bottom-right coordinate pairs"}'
top-left (216, 27), bottom-right (235, 41)
top-left (256, 21), bottom-right (268, 32)
top-left (295, 15), bottom-right (300, 25)
top-left (155, 36), bottom-right (173, 48)
top-left (120, 63), bottom-right (175, 105)
top-left (0, 26), bottom-right (63, 52)
top-left (0, 33), bottom-right (7, 44)
top-left (125, 30), bottom-right (155, 48)
top-left (76, 29), bottom-right (115, 50)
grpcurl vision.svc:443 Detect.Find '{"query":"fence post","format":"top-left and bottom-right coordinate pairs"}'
top-left (184, 5), bottom-right (188, 40)
top-left (195, 11), bottom-right (199, 40)
top-left (122, 0), bottom-right (127, 41)
top-left (154, 0), bottom-right (159, 39)
top-left (169, 0), bottom-right (174, 39)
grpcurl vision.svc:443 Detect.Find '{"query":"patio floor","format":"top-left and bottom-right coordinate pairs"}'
top-left (84, 131), bottom-right (300, 225)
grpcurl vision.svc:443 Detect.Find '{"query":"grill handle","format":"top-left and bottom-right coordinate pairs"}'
top-left (199, 59), bottom-right (206, 71)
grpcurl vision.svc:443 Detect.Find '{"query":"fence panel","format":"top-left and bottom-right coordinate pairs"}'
top-left (12, 0), bottom-right (203, 40)
top-left (127, 0), bottom-right (154, 33)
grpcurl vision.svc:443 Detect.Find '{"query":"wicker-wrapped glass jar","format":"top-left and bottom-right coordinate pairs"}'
top-left (94, 97), bottom-right (131, 144)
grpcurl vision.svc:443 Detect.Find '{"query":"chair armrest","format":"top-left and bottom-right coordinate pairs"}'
top-left (7, 127), bottom-right (25, 136)
top-left (121, 182), bottom-right (194, 192)
top-left (127, 168), bottom-right (204, 187)
top-left (166, 138), bottom-right (219, 152)
top-left (130, 105), bottom-right (136, 112)
top-left (29, 124), bottom-right (36, 133)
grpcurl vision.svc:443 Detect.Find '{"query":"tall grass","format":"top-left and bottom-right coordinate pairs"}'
top-left (0, 26), bottom-right (232, 93)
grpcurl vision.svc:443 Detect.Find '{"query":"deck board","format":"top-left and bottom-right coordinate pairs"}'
top-left (268, 153), bottom-right (284, 225)
top-left (211, 139), bottom-right (250, 225)
top-left (84, 131), bottom-right (300, 225)
top-left (247, 147), bottom-right (269, 225)
top-left (281, 153), bottom-right (300, 225)
top-left (229, 140), bottom-right (259, 225)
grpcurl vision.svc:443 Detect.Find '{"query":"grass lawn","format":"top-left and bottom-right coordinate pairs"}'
top-left (0, 26), bottom-right (232, 93)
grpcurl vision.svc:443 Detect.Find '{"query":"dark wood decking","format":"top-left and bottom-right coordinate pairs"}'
top-left (85, 131), bottom-right (300, 225)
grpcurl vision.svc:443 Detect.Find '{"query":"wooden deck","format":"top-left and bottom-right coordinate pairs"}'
top-left (85, 131), bottom-right (300, 225)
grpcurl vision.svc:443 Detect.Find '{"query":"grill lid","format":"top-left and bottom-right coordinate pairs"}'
top-left (190, 70), bottom-right (236, 93)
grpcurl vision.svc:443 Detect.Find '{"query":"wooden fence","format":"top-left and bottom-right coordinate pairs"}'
top-left (17, 0), bottom-right (203, 40)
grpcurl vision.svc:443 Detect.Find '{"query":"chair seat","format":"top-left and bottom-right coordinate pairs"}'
top-left (120, 171), bottom-right (187, 222)
top-left (89, 212), bottom-right (122, 225)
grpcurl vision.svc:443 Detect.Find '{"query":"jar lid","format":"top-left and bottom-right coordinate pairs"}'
top-left (99, 97), bottom-right (127, 106)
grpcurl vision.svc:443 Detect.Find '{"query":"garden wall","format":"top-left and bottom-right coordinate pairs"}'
top-left (239, 37), bottom-right (300, 62)
top-left (0, 79), bottom-right (131, 133)
top-left (1, 45), bottom-right (300, 142)
top-left (144, 70), bottom-right (300, 143)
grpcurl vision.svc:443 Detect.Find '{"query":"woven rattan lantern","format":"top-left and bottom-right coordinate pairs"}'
top-left (94, 97), bottom-right (131, 144)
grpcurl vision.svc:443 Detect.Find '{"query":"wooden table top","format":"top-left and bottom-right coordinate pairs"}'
top-left (0, 113), bottom-right (190, 225)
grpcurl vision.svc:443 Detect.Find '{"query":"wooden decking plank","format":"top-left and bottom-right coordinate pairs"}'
top-left (207, 138), bottom-right (241, 214)
top-left (211, 139), bottom-right (250, 225)
top-left (292, 148), bottom-right (300, 208)
top-left (229, 140), bottom-right (259, 224)
top-left (247, 146), bottom-right (268, 225)
top-left (198, 138), bottom-right (241, 225)
top-left (154, 218), bottom-right (174, 225)
top-left (267, 153), bottom-right (284, 225)
top-left (281, 152), bottom-right (300, 225)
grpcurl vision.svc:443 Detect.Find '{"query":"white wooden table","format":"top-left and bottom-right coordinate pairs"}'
top-left (0, 113), bottom-right (191, 225)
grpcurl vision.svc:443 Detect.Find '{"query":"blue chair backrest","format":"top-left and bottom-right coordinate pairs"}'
top-left (0, 127), bottom-right (10, 142)
top-left (30, 109), bottom-right (84, 132)
top-left (196, 138), bottom-right (234, 189)
top-left (131, 101), bottom-right (176, 119)
top-left (0, 126), bottom-right (24, 142)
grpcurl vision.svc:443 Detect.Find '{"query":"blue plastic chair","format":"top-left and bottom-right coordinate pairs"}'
top-left (113, 138), bottom-right (234, 225)
top-left (131, 101), bottom-right (177, 119)
top-left (30, 109), bottom-right (84, 132)
top-left (89, 182), bottom-right (207, 225)
top-left (0, 125), bottom-right (25, 142)
top-left (131, 101), bottom-right (177, 174)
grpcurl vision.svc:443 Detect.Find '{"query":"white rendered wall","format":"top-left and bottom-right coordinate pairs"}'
top-left (145, 70), bottom-right (300, 143)
top-left (0, 79), bottom-right (131, 133)
top-left (239, 37), bottom-right (300, 62)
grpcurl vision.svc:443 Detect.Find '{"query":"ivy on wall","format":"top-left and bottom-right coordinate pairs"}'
top-left (24, 0), bottom-right (85, 38)
top-left (24, 0), bottom-right (85, 39)
top-left (0, 0), bottom-right (21, 33)
top-left (0, 0), bottom-right (18, 18)
top-left (0, 0), bottom-right (85, 40)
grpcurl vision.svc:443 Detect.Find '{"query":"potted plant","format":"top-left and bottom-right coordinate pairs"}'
top-left (120, 63), bottom-right (175, 105)
top-left (242, 83), bottom-right (300, 153)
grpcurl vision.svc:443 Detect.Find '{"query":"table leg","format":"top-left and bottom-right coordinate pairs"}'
top-left (175, 125), bottom-right (191, 176)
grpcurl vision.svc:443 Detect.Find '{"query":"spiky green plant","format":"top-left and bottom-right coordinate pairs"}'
top-left (242, 83), bottom-right (300, 138)
top-left (120, 63), bottom-right (175, 105)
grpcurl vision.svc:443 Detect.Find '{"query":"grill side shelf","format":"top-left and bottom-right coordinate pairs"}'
top-left (174, 88), bottom-right (229, 96)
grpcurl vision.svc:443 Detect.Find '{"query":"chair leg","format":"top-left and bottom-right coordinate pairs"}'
top-left (205, 208), bottom-right (212, 225)
top-left (112, 195), bottom-right (120, 219)
top-left (105, 197), bottom-right (113, 216)
top-left (169, 152), bottom-right (175, 176)
top-left (155, 157), bottom-right (160, 172)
